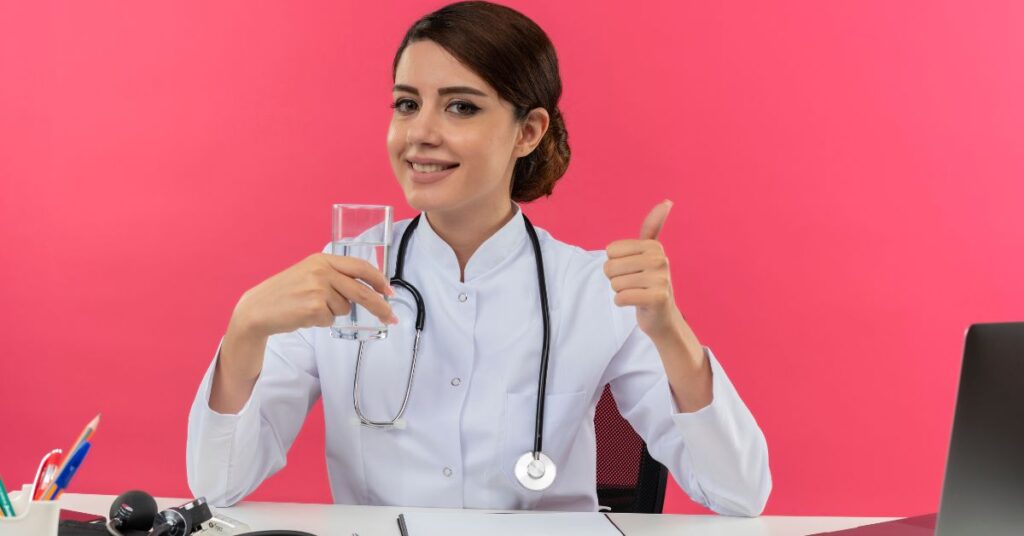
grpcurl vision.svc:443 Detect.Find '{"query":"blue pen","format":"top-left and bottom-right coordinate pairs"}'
top-left (47, 441), bottom-right (91, 501)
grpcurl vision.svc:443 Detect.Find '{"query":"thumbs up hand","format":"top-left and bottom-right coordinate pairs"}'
top-left (603, 200), bottom-right (684, 341)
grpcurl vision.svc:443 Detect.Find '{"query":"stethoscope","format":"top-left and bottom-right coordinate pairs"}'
top-left (351, 213), bottom-right (558, 491)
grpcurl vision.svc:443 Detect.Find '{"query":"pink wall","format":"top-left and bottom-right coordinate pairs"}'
top-left (2, 0), bottom-right (1022, 516)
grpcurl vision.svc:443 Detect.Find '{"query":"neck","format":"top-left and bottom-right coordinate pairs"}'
top-left (425, 198), bottom-right (517, 282)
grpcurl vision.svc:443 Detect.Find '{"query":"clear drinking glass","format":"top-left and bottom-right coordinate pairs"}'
top-left (330, 204), bottom-right (393, 341)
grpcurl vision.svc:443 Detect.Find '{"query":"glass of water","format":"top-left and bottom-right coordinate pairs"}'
top-left (330, 204), bottom-right (393, 341)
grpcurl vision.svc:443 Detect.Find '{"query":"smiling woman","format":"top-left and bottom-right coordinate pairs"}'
top-left (187, 0), bottom-right (770, 516)
top-left (387, 35), bottom-right (556, 268)
top-left (388, 2), bottom-right (570, 214)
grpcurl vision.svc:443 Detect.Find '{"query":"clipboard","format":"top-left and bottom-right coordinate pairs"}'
top-left (397, 511), bottom-right (626, 536)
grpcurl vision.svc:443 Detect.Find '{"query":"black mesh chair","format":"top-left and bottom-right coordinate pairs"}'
top-left (594, 384), bottom-right (669, 513)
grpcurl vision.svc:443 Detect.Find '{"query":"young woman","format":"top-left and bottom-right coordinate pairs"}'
top-left (187, 1), bottom-right (770, 515)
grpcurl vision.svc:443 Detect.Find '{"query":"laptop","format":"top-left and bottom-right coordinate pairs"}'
top-left (814, 322), bottom-right (1024, 535)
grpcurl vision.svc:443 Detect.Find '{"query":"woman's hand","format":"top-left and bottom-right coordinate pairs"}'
top-left (211, 254), bottom-right (395, 414)
top-left (211, 253), bottom-right (397, 414)
top-left (603, 200), bottom-right (713, 412)
top-left (603, 200), bottom-right (682, 341)
top-left (230, 253), bottom-right (398, 341)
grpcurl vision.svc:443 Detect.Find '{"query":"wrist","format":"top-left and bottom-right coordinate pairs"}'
top-left (649, 312), bottom-right (705, 372)
top-left (228, 296), bottom-right (267, 341)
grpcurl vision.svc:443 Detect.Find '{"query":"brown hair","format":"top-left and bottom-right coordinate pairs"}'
top-left (392, 1), bottom-right (570, 203)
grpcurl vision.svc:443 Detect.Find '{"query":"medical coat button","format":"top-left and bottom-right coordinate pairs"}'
top-left (450, 377), bottom-right (462, 386)
top-left (442, 467), bottom-right (453, 477)
top-left (458, 292), bottom-right (468, 302)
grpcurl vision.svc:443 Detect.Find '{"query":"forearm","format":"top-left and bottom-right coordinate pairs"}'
top-left (209, 318), bottom-right (268, 414)
top-left (650, 310), bottom-right (713, 413)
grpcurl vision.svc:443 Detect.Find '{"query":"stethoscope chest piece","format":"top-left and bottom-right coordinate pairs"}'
top-left (514, 451), bottom-right (557, 491)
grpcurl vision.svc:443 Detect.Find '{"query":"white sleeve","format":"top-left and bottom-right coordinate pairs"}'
top-left (600, 324), bottom-right (772, 516)
top-left (185, 328), bottom-right (321, 507)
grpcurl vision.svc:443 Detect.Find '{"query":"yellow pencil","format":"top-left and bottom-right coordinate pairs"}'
top-left (40, 413), bottom-right (100, 500)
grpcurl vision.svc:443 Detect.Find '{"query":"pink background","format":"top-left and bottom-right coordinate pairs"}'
top-left (2, 0), bottom-right (1022, 516)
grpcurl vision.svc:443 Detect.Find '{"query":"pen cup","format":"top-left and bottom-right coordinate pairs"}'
top-left (0, 484), bottom-right (61, 536)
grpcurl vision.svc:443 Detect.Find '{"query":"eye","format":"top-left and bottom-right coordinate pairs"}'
top-left (390, 98), bottom-right (417, 114)
top-left (448, 100), bottom-right (480, 116)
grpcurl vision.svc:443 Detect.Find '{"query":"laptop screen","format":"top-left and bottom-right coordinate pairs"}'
top-left (936, 322), bottom-right (1024, 535)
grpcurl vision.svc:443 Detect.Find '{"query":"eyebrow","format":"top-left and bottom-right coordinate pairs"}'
top-left (392, 84), bottom-right (488, 97)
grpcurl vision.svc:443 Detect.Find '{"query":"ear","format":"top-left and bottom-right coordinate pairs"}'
top-left (512, 107), bottom-right (550, 158)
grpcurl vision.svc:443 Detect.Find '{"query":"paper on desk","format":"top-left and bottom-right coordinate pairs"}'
top-left (397, 511), bottom-right (624, 536)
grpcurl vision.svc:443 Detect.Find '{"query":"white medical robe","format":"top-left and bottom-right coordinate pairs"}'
top-left (186, 204), bottom-right (771, 515)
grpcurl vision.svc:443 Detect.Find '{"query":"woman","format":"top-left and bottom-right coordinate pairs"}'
top-left (186, 1), bottom-right (771, 515)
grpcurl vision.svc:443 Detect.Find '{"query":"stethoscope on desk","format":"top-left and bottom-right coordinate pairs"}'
top-left (351, 213), bottom-right (558, 492)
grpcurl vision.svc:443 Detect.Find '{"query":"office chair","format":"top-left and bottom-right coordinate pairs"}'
top-left (594, 384), bottom-right (669, 513)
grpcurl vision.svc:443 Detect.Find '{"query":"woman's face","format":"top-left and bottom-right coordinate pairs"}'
top-left (388, 40), bottom-right (540, 215)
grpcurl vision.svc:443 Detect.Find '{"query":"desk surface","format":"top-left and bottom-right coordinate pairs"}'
top-left (60, 493), bottom-right (897, 536)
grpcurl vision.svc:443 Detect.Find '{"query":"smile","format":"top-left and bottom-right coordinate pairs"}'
top-left (407, 161), bottom-right (460, 184)
top-left (410, 162), bottom-right (458, 173)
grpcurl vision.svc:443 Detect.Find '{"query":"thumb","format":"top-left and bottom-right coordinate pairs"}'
top-left (639, 199), bottom-right (673, 240)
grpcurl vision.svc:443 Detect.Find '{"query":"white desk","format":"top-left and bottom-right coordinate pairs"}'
top-left (60, 493), bottom-right (897, 535)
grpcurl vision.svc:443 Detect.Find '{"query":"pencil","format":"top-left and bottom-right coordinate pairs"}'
top-left (40, 413), bottom-right (100, 500)
top-left (66, 414), bottom-right (101, 458)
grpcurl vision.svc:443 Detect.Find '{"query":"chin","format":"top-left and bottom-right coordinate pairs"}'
top-left (401, 188), bottom-right (453, 214)
top-left (400, 181), bottom-right (471, 215)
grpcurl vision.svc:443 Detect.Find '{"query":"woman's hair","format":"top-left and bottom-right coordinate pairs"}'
top-left (392, 1), bottom-right (570, 203)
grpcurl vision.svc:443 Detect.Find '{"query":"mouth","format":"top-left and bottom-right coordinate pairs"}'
top-left (408, 161), bottom-right (459, 172)
top-left (407, 161), bottom-right (460, 184)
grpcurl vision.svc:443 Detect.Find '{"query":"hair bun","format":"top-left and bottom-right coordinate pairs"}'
top-left (511, 107), bottom-right (570, 202)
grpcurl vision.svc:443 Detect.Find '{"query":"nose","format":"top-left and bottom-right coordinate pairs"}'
top-left (405, 106), bottom-right (443, 147)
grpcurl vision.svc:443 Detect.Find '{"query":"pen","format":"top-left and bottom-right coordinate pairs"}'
top-left (32, 449), bottom-right (63, 501)
top-left (40, 413), bottom-right (100, 500)
top-left (44, 441), bottom-right (92, 501)
top-left (0, 475), bottom-right (15, 517)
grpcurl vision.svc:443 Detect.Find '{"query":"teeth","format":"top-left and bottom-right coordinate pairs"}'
top-left (411, 162), bottom-right (455, 173)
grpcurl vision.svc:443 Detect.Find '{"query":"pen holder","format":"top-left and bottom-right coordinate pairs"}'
top-left (0, 484), bottom-right (60, 536)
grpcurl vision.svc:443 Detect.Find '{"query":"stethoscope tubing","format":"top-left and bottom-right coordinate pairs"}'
top-left (522, 216), bottom-right (551, 460)
top-left (352, 218), bottom-right (426, 429)
top-left (352, 213), bottom-right (554, 484)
